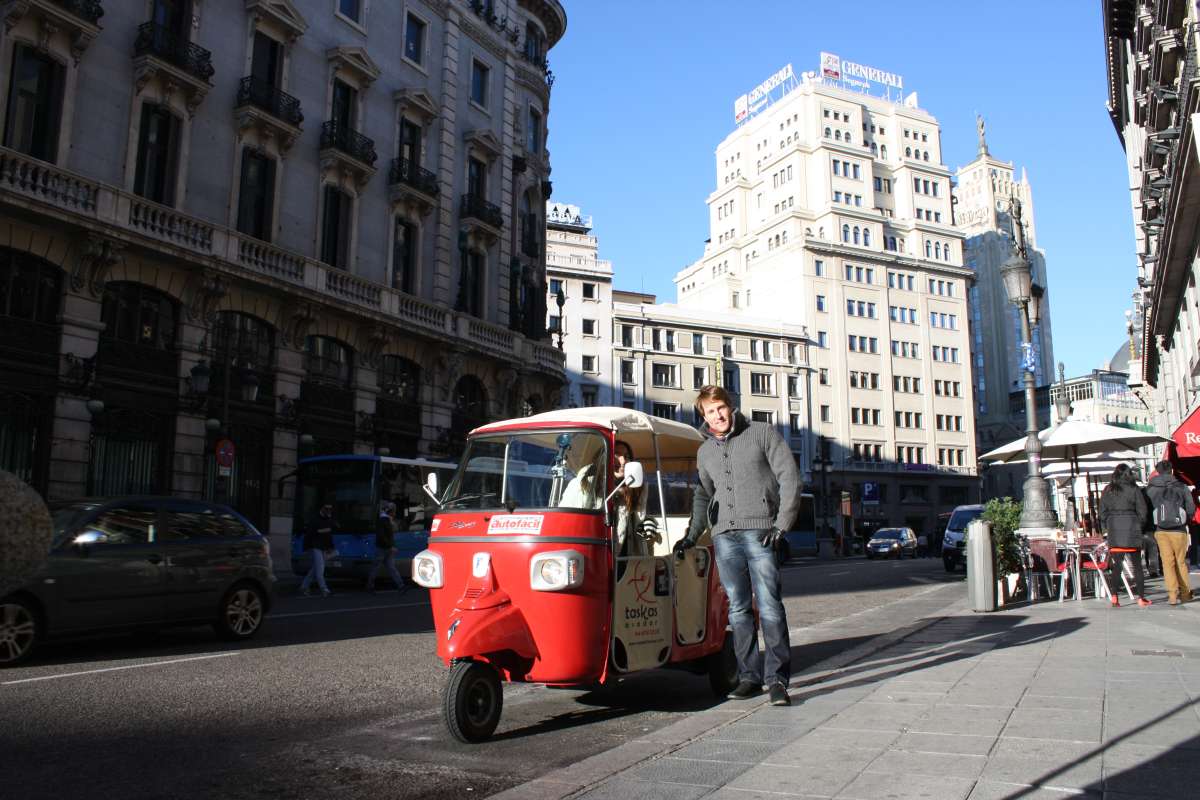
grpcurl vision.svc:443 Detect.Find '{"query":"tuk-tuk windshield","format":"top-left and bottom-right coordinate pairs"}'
top-left (442, 430), bottom-right (608, 512)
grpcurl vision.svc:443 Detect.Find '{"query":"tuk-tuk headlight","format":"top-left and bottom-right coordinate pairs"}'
top-left (412, 550), bottom-right (443, 588)
top-left (530, 550), bottom-right (585, 591)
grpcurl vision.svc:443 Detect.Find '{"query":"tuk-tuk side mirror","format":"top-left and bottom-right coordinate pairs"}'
top-left (423, 472), bottom-right (441, 505)
top-left (604, 461), bottom-right (645, 506)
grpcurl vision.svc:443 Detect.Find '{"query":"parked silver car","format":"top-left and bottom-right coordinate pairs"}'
top-left (0, 497), bottom-right (275, 666)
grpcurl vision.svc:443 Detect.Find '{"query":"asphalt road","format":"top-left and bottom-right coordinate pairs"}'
top-left (2, 554), bottom-right (963, 800)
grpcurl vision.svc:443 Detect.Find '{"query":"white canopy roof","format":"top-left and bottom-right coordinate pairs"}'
top-left (472, 407), bottom-right (704, 468)
top-left (979, 418), bottom-right (1168, 464)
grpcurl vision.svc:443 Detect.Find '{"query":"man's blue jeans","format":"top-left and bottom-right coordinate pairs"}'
top-left (713, 529), bottom-right (790, 686)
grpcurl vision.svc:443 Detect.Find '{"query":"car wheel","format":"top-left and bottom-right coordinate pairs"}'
top-left (0, 597), bottom-right (38, 667)
top-left (444, 660), bottom-right (503, 743)
top-left (214, 583), bottom-right (266, 641)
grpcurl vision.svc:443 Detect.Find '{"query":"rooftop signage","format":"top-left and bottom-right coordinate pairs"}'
top-left (733, 63), bottom-right (797, 124)
top-left (821, 52), bottom-right (904, 91)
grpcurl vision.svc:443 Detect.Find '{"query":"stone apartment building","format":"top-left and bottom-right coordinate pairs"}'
top-left (0, 0), bottom-right (567, 541)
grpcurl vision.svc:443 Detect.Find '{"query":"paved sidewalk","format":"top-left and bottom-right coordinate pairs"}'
top-left (498, 580), bottom-right (1200, 800)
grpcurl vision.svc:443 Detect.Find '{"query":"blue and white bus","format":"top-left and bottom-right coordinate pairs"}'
top-left (291, 455), bottom-right (458, 581)
top-left (779, 492), bottom-right (818, 562)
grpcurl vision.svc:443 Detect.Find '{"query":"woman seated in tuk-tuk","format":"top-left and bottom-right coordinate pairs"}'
top-left (614, 440), bottom-right (657, 556)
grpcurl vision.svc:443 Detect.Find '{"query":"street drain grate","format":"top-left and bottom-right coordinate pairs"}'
top-left (1131, 649), bottom-right (1184, 658)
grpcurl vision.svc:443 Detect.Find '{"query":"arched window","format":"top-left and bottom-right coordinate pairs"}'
top-left (853, 227), bottom-right (860, 245)
top-left (934, 242), bottom-right (942, 259)
top-left (835, 130), bottom-right (841, 141)
top-left (844, 132), bottom-right (851, 144)
top-left (923, 152), bottom-right (929, 162)
top-left (0, 248), bottom-right (62, 325)
top-left (211, 311), bottom-right (275, 402)
top-left (842, 224), bottom-right (850, 243)
top-left (863, 229), bottom-right (871, 247)
top-left (870, 142), bottom-right (877, 154)
top-left (943, 242), bottom-right (951, 261)
top-left (101, 282), bottom-right (178, 352)
top-left (905, 147), bottom-right (911, 158)
top-left (305, 335), bottom-right (354, 388)
top-left (519, 191), bottom-right (540, 258)
top-left (925, 241), bottom-right (932, 258)
top-left (880, 145), bottom-right (887, 160)
top-left (378, 355), bottom-right (421, 404)
top-left (454, 375), bottom-right (489, 427)
top-left (824, 127), bottom-right (831, 138)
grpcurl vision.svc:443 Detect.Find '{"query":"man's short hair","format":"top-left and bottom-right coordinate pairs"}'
top-left (1156, 460), bottom-right (1174, 475)
top-left (694, 384), bottom-right (734, 413)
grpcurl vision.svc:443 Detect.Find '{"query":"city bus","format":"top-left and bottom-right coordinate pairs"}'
top-left (290, 455), bottom-right (458, 582)
top-left (778, 492), bottom-right (818, 563)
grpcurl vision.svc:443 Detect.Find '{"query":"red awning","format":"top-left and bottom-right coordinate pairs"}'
top-left (1172, 405), bottom-right (1200, 458)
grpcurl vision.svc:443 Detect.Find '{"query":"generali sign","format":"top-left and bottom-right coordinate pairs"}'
top-left (734, 63), bottom-right (795, 123)
top-left (820, 52), bottom-right (904, 92)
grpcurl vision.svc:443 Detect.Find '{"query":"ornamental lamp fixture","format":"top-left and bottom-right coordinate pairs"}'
top-left (189, 359), bottom-right (211, 396)
top-left (1028, 283), bottom-right (1045, 329)
top-left (1000, 253), bottom-right (1032, 307)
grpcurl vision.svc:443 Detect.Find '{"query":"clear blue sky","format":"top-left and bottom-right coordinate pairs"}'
top-left (547, 0), bottom-right (1135, 378)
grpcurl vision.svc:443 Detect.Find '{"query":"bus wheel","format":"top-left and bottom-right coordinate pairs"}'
top-left (444, 660), bottom-right (503, 743)
top-left (707, 630), bottom-right (739, 697)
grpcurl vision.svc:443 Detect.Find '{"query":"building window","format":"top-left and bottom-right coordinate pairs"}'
top-left (471, 60), bottom-right (490, 107)
top-left (652, 402), bottom-right (677, 421)
top-left (306, 335), bottom-right (354, 387)
top-left (582, 318), bottom-right (596, 335)
top-left (722, 336), bottom-right (733, 357)
top-left (528, 106), bottom-right (542, 153)
top-left (621, 324), bottom-right (633, 347)
top-left (392, 218), bottom-right (416, 293)
top-left (4, 44), bottom-right (64, 163)
top-left (819, 368), bottom-right (828, 385)
top-left (549, 278), bottom-right (563, 296)
top-left (580, 386), bottom-right (597, 407)
top-left (548, 315), bottom-right (560, 332)
top-left (816, 294), bottom-right (826, 312)
top-left (338, 0), bottom-right (363, 23)
top-left (692, 333), bottom-right (704, 353)
top-left (752, 410), bottom-right (773, 424)
top-left (320, 185), bottom-right (352, 269)
top-left (460, 250), bottom-right (484, 317)
top-left (820, 405), bottom-right (830, 422)
top-left (621, 359), bottom-right (635, 384)
top-left (790, 414), bottom-right (802, 434)
top-left (788, 375), bottom-right (799, 398)
top-left (750, 372), bottom-right (773, 395)
top-left (581, 355), bottom-right (596, 373)
top-left (652, 363), bottom-right (677, 388)
top-left (693, 366), bottom-right (707, 388)
top-left (817, 331), bottom-right (827, 348)
top-left (582, 282), bottom-right (596, 299)
top-left (134, 103), bottom-right (180, 206)
top-left (404, 13), bottom-right (426, 65)
top-left (467, 156), bottom-right (487, 199)
top-left (236, 149), bottom-right (276, 242)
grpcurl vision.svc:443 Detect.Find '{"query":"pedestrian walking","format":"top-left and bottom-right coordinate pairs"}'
top-left (916, 532), bottom-right (929, 558)
top-left (674, 385), bottom-right (801, 707)
top-left (300, 501), bottom-right (338, 597)
top-left (1146, 460), bottom-right (1196, 605)
top-left (366, 501), bottom-right (408, 594)
top-left (1099, 464), bottom-right (1151, 607)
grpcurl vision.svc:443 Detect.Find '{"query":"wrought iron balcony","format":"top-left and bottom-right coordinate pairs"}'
top-left (460, 193), bottom-right (503, 230)
top-left (51, 0), bottom-right (104, 24)
top-left (320, 120), bottom-right (377, 166)
top-left (134, 22), bottom-right (214, 83)
top-left (388, 157), bottom-right (439, 198)
top-left (237, 76), bottom-right (302, 127)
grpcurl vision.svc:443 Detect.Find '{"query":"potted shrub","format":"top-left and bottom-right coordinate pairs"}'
top-left (982, 497), bottom-right (1025, 605)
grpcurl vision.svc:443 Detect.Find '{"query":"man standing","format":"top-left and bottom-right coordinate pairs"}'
top-left (300, 501), bottom-right (338, 597)
top-left (366, 501), bottom-right (408, 594)
top-left (1146, 460), bottom-right (1196, 605)
top-left (674, 385), bottom-right (801, 706)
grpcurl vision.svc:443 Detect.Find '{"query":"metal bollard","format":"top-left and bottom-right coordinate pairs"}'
top-left (966, 519), bottom-right (996, 612)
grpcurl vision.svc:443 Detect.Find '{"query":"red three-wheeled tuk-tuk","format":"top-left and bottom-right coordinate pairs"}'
top-left (412, 407), bottom-right (737, 742)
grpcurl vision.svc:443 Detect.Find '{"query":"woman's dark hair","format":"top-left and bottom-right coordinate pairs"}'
top-left (1105, 463), bottom-right (1135, 493)
top-left (614, 440), bottom-right (641, 513)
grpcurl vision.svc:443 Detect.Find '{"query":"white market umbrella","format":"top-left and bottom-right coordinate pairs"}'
top-left (979, 420), bottom-right (1169, 464)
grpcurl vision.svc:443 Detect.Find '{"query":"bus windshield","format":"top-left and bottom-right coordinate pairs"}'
top-left (297, 459), bottom-right (377, 531)
top-left (442, 430), bottom-right (608, 512)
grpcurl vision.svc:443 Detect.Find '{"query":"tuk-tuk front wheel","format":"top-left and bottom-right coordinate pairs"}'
top-left (444, 660), bottom-right (503, 743)
top-left (707, 630), bottom-right (739, 697)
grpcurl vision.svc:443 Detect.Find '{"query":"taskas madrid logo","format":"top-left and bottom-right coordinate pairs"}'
top-left (487, 514), bottom-right (544, 534)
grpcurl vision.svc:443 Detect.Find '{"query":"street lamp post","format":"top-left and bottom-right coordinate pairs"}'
top-left (554, 288), bottom-right (565, 351)
top-left (812, 434), bottom-right (834, 558)
top-left (1001, 194), bottom-right (1057, 533)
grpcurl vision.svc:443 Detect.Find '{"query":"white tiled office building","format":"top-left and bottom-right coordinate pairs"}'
top-left (544, 202), bottom-right (615, 407)
top-left (673, 65), bottom-right (978, 537)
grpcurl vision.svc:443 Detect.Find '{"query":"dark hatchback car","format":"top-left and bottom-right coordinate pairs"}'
top-left (0, 497), bottom-right (275, 666)
top-left (866, 527), bottom-right (918, 559)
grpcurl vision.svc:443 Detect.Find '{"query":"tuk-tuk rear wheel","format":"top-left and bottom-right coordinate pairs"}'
top-left (444, 660), bottom-right (503, 743)
top-left (707, 630), bottom-right (739, 697)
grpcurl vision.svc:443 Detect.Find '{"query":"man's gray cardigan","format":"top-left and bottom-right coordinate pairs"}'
top-left (687, 412), bottom-right (802, 540)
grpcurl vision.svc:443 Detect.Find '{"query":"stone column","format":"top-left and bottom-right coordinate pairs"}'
top-left (49, 291), bottom-right (105, 501)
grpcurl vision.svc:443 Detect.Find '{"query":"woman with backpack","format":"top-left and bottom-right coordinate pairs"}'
top-left (1099, 463), bottom-right (1152, 607)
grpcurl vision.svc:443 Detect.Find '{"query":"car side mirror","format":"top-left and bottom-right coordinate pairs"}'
top-left (622, 461), bottom-right (645, 489)
top-left (72, 530), bottom-right (108, 553)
